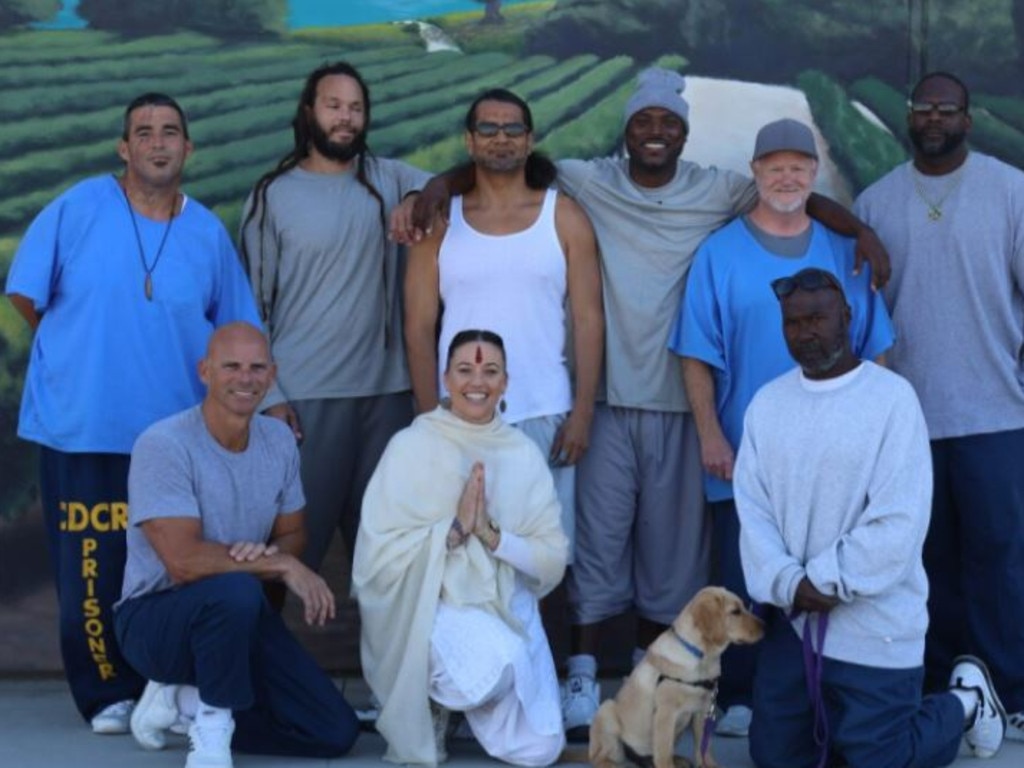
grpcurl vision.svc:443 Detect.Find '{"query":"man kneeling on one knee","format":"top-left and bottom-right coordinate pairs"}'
top-left (735, 269), bottom-right (1007, 767)
top-left (114, 322), bottom-right (359, 768)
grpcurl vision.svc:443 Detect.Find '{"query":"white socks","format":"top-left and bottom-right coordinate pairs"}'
top-left (176, 685), bottom-right (199, 719)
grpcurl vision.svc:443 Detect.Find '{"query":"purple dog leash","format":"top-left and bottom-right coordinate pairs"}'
top-left (801, 611), bottom-right (830, 768)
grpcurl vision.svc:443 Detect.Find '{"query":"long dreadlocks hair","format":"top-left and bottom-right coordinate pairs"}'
top-left (240, 62), bottom-right (388, 327)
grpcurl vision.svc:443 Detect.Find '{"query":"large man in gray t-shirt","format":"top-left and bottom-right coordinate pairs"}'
top-left (855, 71), bottom-right (1024, 738)
top-left (114, 323), bottom-right (358, 768)
top-left (240, 62), bottom-right (429, 575)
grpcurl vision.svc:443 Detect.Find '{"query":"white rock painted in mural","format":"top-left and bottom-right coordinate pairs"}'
top-left (394, 20), bottom-right (462, 53)
top-left (682, 76), bottom-right (853, 204)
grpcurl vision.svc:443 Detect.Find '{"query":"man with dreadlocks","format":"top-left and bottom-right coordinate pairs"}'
top-left (240, 62), bottom-right (430, 577)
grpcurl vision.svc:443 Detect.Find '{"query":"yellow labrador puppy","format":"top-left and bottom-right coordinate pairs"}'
top-left (588, 587), bottom-right (764, 768)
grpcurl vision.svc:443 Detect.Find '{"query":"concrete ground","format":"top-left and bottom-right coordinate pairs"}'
top-left (2, 678), bottom-right (1022, 768)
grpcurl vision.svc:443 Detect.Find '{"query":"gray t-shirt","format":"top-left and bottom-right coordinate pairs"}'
top-left (119, 406), bottom-right (305, 603)
top-left (241, 158), bottom-right (430, 407)
top-left (855, 152), bottom-right (1024, 438)
top-left (557, 157), bottom-right (756, 412)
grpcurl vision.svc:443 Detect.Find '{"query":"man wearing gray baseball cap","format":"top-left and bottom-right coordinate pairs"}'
top-left (669, 116), bottom-right (895, 737)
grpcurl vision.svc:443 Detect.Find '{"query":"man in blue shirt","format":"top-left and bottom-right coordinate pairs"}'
top-left (5, 93), bottom-right (259, 735)
top-left (669, 118), bottom-right (894, 736)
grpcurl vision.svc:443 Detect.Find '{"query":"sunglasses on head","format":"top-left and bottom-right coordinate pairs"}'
top-left (771, 269), bottom-right (843, 300)
top-left (473, 121), bottom-right (528, 138)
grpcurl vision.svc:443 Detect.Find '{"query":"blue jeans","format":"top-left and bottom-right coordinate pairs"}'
top-left (115, 573), bottom-right (358, 757)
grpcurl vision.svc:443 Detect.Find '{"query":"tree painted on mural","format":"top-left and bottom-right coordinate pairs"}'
top-left (77, 0), bottom-right (287, 37)
top-left (473, 0), bottom-right (504, 24)
top-left (0, 0), bottom-right (60, 28)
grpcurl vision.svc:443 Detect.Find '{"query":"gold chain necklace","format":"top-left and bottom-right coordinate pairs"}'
top-left (119, 179), bottom-right (177, 301)
top-left (911, 166), bottom-right (965, 221)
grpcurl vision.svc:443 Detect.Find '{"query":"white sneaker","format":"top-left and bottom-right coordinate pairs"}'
top-left (561, 675), bottom-right (600, 743)
top-left (90, 699), bottom-right (135, 734)
top-left (130, 681), bottom-right (180, 750)
top-left (186, 719), bottom-right (234, 768)
top-left (950, 655), bottom-right (1006, 758)
top-left (1006, 711), bottom-right (1024, 742)
top-left (715, 704), bottom-right (753, 737)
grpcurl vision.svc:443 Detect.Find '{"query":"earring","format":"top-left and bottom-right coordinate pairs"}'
top-left (499, 398), bottom-right (507, 413)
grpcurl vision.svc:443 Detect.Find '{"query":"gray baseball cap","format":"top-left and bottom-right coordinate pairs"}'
top-left (752, 118), bottom-right (818, 161)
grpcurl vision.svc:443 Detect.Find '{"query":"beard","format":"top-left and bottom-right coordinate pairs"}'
top-left (909, 125), bottom-right (967, 158)
top-left (309, 116), bottom-right (366, 163)
top-left (793, 336), bottom-right (847, 377)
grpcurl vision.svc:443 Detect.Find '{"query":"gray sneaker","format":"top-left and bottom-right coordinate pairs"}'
top-left (950, 655), bottom-right (1006, 758)
top-left (131, 681), bottom-right (180, 751)
top-left (561, 674), bottom-right (600, 743)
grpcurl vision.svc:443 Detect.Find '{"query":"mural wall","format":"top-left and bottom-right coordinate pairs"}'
top-left (1, 0), bottom-right (1022, 673)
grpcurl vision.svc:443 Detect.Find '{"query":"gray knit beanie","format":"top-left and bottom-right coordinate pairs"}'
top-left (623, 68), bottom-right (689, 128)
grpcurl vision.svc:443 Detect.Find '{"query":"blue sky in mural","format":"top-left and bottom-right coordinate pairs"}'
top-left (37, 0), bottom-right (536, 30)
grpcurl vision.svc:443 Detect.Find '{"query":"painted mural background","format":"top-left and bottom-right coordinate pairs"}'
top-left (1, 0), bottom-right (1021, 674)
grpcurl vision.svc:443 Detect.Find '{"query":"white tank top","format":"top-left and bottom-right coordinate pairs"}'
top-left (438, 188), bottom-right (571, 424)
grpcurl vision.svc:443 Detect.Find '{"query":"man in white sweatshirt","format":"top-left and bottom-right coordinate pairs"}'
top-left (734, 267), bottom-right (1005, 767)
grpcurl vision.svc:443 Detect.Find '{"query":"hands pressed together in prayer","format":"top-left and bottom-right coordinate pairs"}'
top-left (447, 462), bottom-right (501, 552)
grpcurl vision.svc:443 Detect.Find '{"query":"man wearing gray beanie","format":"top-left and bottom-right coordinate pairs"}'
top-left (400, 66), bottom-right (891, 742)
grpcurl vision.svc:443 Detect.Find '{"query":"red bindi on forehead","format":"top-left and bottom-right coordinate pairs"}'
top-left (475, 344), bottom-right (483, 363)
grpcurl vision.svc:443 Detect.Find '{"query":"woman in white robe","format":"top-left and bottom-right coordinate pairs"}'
top-left (353, 330), bottom-right (568, 767)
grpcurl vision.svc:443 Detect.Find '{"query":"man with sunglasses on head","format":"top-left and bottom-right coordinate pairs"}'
top-left (404, 87), bottom-right (603, 566)
top-left (735, 267), bottom-right (1006, 767)
top-left (5, 92), bottom-right (259, 736)
top-left (668, 118), bottom-right (893, 738)
top-left (855, 71), bottom-right (1024, 742)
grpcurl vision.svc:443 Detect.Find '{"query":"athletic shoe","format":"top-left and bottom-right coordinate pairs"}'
top-left (355, 692), bottom-right (382, 732)
top-left (950, 655), bottom-right (1006, 758)
top-left (1006, 711), bottom-right (1024, 742)
top-left (561, 674), bottom-right (600, 743)
top-left (170, 714), bottom-right (192, 736)
top-left (90, 699), bottom-right (135, 734)
top-left (715, 704), bottom-right (752, 737)
top-left (185, 719), bottom-right (234, 768)
top-left (131, 681), bottom-right (180, 751)
top-left (430, 700), bottom-right (450, 763)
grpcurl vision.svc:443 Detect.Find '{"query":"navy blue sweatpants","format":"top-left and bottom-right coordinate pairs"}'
top-left (750, 611), bottom-right (962, 768)
top-left (115, 572), bottom-right (358, 758)
top-left (39, 448), bottom-right (146, 721)
top-left (924, 427), bottom-right (1024, 713)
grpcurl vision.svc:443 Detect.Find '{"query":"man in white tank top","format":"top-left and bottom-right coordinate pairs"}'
top-left (404, 88), bottom-right (603, 557)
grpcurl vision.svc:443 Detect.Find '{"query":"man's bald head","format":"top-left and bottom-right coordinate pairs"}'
top-left (205, 321), bottom-right (270, 361)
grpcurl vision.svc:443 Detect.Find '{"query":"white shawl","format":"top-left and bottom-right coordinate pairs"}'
top-left (352, 407), bottom-right (567, 765)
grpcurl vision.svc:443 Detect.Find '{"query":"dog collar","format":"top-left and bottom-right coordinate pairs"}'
top-left (671, 628), bottom-right (705, 659)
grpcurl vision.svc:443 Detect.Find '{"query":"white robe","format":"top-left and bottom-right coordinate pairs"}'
top-left (353, 407), bottom-right (568, 766)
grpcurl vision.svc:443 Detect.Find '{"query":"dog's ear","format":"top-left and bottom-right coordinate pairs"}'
top-left (691, 591), bottom-right (729, 648)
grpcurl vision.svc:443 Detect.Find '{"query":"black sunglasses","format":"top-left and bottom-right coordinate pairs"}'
top-left (473, 121), bottom-right (528, 138)
top-left (771, 269), bottom-right (843, 300)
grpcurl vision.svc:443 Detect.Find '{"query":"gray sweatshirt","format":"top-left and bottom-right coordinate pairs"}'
top-left (735, 362), bottom-right (932, 669)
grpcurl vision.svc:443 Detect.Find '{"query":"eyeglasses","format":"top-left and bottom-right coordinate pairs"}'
top-left (908, 101), bottom-right (965, 116)
top-left (771, 269), bottom-right (843, 300)
top-left (473, 121), bottom-right (528, 138)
